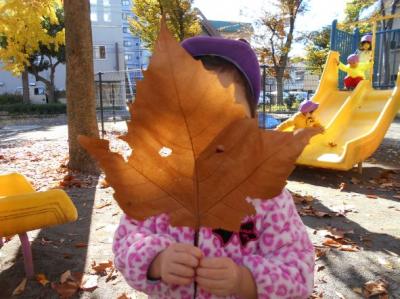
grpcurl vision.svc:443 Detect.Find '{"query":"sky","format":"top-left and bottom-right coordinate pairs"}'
top-left (193, 0), bottom-right (348, 55)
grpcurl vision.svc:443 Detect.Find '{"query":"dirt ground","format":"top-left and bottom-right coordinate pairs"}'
top-left (0, 117), bottom-right (399, 299)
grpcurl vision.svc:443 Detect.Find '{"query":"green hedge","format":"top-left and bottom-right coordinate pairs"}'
top-left (0, 93), bottom-right (23, 105)
top-left (0, 103), bottom-right (66, 115)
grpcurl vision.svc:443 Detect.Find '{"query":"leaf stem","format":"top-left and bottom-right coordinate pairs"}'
top-left (193, 228), bottom-right (199, 299)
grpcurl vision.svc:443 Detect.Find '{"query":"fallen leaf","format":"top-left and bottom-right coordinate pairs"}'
top-left (106, 266), bottom-right (117, 282)
top-left (78, 20), bottom-right (317, 232)
top-left (12, 278), bottom-right (27, 295)
top-left (317, 265), bottom-right (325, 272)
top-left (322, 238), bottom-right (341, 248)
top-left (52, 271), bottom-right (85, 298)
top-left (36, 273), bottom-right (50, 286)
top-left (291, 192), bottom-right (315, 204)
top-left (117, 294), bottom-right (131, 299)
top-left (74, 242), bottom-right (88, 248)
top-left (91, 260), bottom-right (113, 274)
top-left (353, 287), bottom-right (362, 294)
top-left (63, 253), bottom-right (72, 259)
top-left (318, 227), bottom-right (345, 240)
top-left (95, 202), bottom-right (112, 209)
top-left (367, 194), bottom-right (379, 199)
top-left (339, 244), bottom-right (360, 252)
top-left (51, 281), bottom-right (79, 299)
top-left (299, 206), bottom-right (331, 218)
top-left (335, 291), bottom-right (346, 299)
top-left (60, 270), bottom-right (73, 284)
top-left (80, 274), bottom-right (98, 291)
top-left (315, 246), bottom-right (330, 260)
top-left (328, 141), bottom-right (337, 147)
top-left (363, 278), bottom-right (388, 297)
top-left (309, 291), bottom-right (324, 298)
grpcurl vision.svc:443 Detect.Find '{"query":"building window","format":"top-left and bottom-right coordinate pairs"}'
top-left (123, 27), bottom-right (129, 33)
top-left (122, 0), bottom-right (130, 5)
top-left (90, 11), bottom-right (98, 22)
top-left (104, 10), bottom-right (111, 22)
top-left (90, 0), bottom-right (97, 4)
top-left (103, 0), bottom-right (111, 6)
top-left (94, 45), bottom-right (106, 59)
top-left (136, 56), bottom-right (140, 60)
top-left (125, 54), bottom-right (133, 61)
top-left (124, 40), bottom-right (132, 47)
top-left (122, 13), bottom-right (129, 20)
top-left (34, 87), bottom-right (45, 95)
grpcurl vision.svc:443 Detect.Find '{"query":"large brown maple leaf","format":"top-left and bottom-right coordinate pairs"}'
top-left (78, 21), bottom-right (317, 232)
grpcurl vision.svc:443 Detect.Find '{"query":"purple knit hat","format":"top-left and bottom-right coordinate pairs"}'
top-left (181, 36), bottom-right (261, 104)
top-left (361, 34), bottom-right (372, 43)
top-left (299, 100), bottom-right (319, 113)
top-left (347, 54), bottom-right (360, 64)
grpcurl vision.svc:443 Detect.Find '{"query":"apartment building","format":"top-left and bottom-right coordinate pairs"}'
top-left (0, 0), bottom-right (149, 106)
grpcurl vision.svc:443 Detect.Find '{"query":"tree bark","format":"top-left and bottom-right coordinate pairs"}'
top-left (21, 70), bottom-right (30, 104)
top-left (64, 0), bottom-right (99, 174)
top-left (45, 81), bottom-right (55, 103)
top-left (276, 75), bottom-right (284, 106)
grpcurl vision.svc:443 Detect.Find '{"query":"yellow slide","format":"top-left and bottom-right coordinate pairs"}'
top-left (278, 51), bottom-right (400, 170)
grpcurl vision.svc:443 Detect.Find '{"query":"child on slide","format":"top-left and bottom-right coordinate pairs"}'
top-left (355, 34), bottom-right (373, 80)
top-left (276, 100), bottom-right (323, 132)
top-left (335, 54), bottom-right (372, 90)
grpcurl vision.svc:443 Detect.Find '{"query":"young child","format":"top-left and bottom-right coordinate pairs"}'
top-left (113, 36), bottom-right (315, 299)
top-left (336, 54), bottom-right (372, 90)
top-left (276, 100), bottom-right (323, 132)
top-left (355, 34), bottom-right (373, 79)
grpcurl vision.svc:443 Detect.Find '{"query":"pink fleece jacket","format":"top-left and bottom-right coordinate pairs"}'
top-left (112, 188), bottom-right (315, 299)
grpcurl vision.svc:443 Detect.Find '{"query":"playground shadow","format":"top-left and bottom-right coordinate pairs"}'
top-left (0, 176), bottom-right (99, 298)
top-left (290, 165), bottom-right (400, 202)
top-left (300, 196), bottom-right (400, 296)
top-left (0, 125), bottom-right (58, 149)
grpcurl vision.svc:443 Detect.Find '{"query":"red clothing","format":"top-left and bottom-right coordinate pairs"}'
top-left (344, 76), bottom-right (363, 89)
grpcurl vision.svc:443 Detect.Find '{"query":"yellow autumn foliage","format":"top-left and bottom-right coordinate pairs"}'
top-left (0, 0), bottom-right (65, 75)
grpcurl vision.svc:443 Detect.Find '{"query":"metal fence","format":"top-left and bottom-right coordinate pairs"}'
top-left (374, 27), bottom-right (400, 88)
top-left (257, 66), bottom-right (320, 129)
top-left (93, 66), bottom-right (322, 131)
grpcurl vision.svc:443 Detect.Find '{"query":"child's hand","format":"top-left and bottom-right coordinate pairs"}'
top-left (148, 243), bottom-right (202, 285)
top-left (334, 58), bottom-right (339, 65)
top-left (195, 257), bottom-right (241, 296)
top-left (312, 125), bottom-right (325, 134)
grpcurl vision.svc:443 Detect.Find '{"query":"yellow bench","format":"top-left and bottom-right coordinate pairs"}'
top-left (0, 173), bottom-right (78, 277)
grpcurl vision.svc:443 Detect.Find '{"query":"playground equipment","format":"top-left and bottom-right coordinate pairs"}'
top-left (277, 15), bottom-right (400, 170)
top-left (0, 173), bottom-right (78, 277)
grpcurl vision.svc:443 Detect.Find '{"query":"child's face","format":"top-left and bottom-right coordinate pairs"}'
top-left (213, 69), bottom-right (252, 117)
top-left (303, 110), bottom-right (314, 117)
top-left (349, 62), bottom-right (358, 68)
top-left (362, 42), bottom-right (371, 51)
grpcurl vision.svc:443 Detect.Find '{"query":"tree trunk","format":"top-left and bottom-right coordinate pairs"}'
top-left (21, 70), bottom-right (30, 104)
top-left (64, 0), bottom-right (99, 174)
top-left (276, 75), bottom-right (284, 106)
top-left (45, 82), bottom-right (55, 103)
